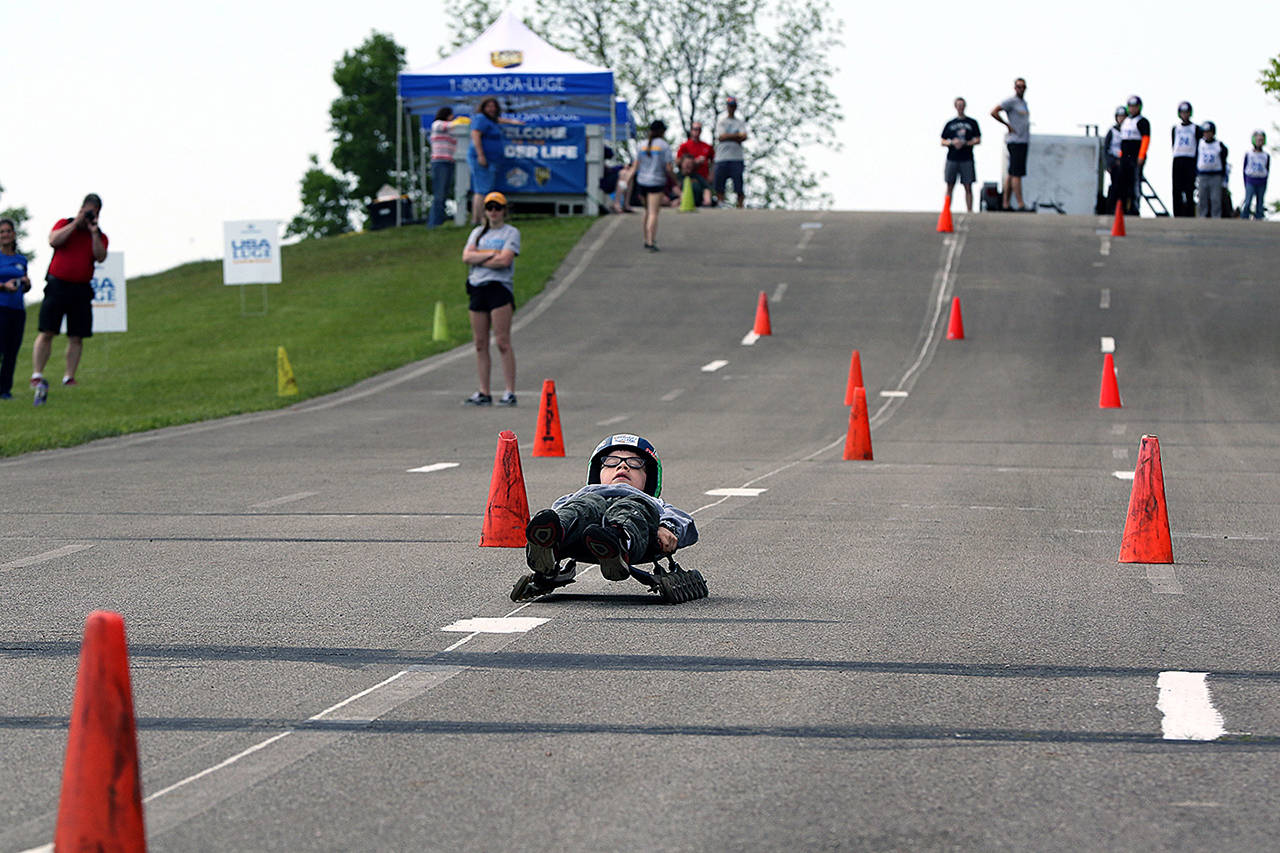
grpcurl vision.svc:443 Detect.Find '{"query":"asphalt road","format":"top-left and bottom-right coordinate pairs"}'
top-left (2, 209), bottom-right (1279, 852)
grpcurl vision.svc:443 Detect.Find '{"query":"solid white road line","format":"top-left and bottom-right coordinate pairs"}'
top-left (1, 544), bottom-right (94, 571)
top-left (406, 462), bottom-right (461, 473)
top-left (701, 360), bottom-right (729, 372)
top-left (1157, 672), bottom-right (1226, 740)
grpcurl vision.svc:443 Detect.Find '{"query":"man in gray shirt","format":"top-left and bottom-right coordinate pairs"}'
top-left (714, 96), bottom-right (749, 208)
top-left (990, 77), bottom-right (1030, 211)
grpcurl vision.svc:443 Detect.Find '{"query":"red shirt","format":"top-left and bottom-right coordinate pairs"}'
top-left (676, 138), bottom-right (714, 180)
top-left (48, 218), bottom-right (108, 283)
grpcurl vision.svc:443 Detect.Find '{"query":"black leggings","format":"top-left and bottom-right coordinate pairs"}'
top-left (0, 307), bottom-right (26, 396)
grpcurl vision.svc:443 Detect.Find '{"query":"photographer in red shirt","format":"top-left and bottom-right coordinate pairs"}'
top-left (32, 193), bottom-right (107, 396)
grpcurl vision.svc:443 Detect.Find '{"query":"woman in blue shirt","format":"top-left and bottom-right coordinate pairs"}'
top-left (0, 217), bottom-right (32, 399)
top-left (467, 98), bottom-right (521, 225)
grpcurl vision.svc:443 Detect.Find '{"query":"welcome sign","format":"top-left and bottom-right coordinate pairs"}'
top-left (498, 125), bottom-right (586, 195)
top-left (222, 220), bottom-right (282, 285)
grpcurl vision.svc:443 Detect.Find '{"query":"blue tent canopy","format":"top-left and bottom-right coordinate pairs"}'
top-left (399, 10), bottom-right (614, 126)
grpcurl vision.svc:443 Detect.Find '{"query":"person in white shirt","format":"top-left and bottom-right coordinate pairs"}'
top-left (1240, 130), bottom-right (1270, 221)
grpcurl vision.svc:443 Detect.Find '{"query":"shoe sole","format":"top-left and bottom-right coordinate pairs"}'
top-left (585, 531), bottom-right (629, 581)
top-left (525, 512), bottom-right (561, 575)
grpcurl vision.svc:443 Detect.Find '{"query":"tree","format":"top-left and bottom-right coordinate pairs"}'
top-left (286, 155), bottom-right (355, 240)
top-left (443, 0), bottom-right (844, 209)
top-left (329, 31), bottom-right (407, 206)
top-left (1259, 55), bottom-right (1280, 213)
top-left (0, 182), bottom-right (32, 260)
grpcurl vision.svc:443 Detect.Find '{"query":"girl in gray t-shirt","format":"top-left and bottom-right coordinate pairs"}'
top-left (636, 120), bottom-right (676, 252)
top-left (461, 191), bottom-right (521, 406)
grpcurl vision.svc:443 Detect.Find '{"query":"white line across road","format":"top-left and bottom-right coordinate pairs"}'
top-left (771, 283), bottom-right (788, 302)
top-left (1, 544), bottom-right (94, 572)
top-left (1157, 672), bottom-right (1227, 740)
top-left (701, 360), bottom-right (729, 373)
top-left (704, 487), bottom-right (767, 497)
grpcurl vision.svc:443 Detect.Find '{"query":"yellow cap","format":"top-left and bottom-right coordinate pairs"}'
top-left (483, 191), bottom-right (508, 206)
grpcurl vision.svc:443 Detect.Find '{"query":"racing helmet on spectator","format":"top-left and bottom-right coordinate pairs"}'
top-left (587, 434), bottom-right (663, 497)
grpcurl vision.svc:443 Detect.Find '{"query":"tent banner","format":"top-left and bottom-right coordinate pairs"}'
top-left (222, 220), bottom-right (282, 285)
top-left (90, 252), bottom-right (126, 333)
top-left (402, 71), bottom-right (613, 100)
top-left (498, 125), bottom-right (586, 194)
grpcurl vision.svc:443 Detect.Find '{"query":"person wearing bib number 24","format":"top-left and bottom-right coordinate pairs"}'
top-left (461, 192), bottom-right (519, 406)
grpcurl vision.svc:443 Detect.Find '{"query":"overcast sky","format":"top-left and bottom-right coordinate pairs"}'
top-left (5, 0), bottom-right (1277, 293)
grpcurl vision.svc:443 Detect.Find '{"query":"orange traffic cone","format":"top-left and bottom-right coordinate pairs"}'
top-left (936, 194), bottom-right (954, 233)
top-left (54, 610), bottom-right (147, 853)
top-left (532, 379), bottom-right (565, 457)
top-left (1099, 353), bottom-right (1122, 408)
top-left (842, 386), bottom-right (873, 460)
top-left (1111, 199), bottom-right (1126, 237)
top-left (843, 350), bottom-right (864, 406)
top-left (480, 430), bottom-right (530, 547)
top-left (1119, 434), bottom-right (1173, 563)
top-left (752, 291), bottom-right (772, 336)
top-left (945, 296), bottom-right (965, 340)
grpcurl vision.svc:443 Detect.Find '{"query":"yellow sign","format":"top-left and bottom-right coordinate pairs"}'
top-left (490, 50), bottom-right (523, 68)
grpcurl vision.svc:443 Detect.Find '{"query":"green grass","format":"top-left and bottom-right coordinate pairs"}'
top-left (0, 217), bottom-right (594, 456)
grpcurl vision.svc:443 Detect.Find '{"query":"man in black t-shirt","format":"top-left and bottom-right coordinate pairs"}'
top-left (941, 97), bottom-right (982, 211)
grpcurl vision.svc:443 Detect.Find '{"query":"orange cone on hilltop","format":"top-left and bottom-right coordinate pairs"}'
top-left (753, 291), bottom-right (772, 336)
top-left (843, 350), bottom-right (865, 407)
top-left (54, 610), bottom-right (147, 853)
top-left (843, 386), bottom-right (873, 461)
top-left (937, 194), bottom-right (954, 233)
top-left (946, 296), bottom-right (965, 340)
top-left (1119, 434), bottom-right (1173, 563)
top-left (1099, 352), bottom-right (1122, 408)
top-left (480, 430), bottom-right (531, 547)
top-left (532, 379), bottom-right (565, 457)
top-left (1111, 199), bottom-right (1126, 237)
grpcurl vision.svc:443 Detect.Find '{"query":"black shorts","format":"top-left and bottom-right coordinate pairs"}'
top-left (1006, 142), bottom-right (1029, 177)
top-left (636, 183), bottom-right (666, 196)
top-left (38, 275), bottom-right (94, 338)
top-left (467, 280), bottom-right (514, 312)
top-left (714, 160), bottom-right (745, 195)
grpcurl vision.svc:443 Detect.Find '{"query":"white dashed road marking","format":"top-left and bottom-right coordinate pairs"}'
top-left (771, 283), bottom-right (788, 302)
top-left (406, 462), bottom-right (461, 473)
top-left (741, 331), bottom-right (760, 346)
top-left (441, 617), bottom-right (550, 634)
top-left (1100, 288), bottom-right (1111, 309)
top-left (661, 388), bottom-right (685, 401)
top-left (1101, 336), bottom-right (1116, 353)
top-left (1158, 672), bottom-right (1226, 740)
top-left (1, 544), bottom-right (94, 571)
top-left (701, 360), bottom-right (729, 372)
top-left (250, 492), bottom-right (318, 509)
top-left (879, 390), bottom-right (908, 398)
top-left (1146, 566), bottom-right (1184, 595)
top-left (704, 488), bottom-right (767, 497)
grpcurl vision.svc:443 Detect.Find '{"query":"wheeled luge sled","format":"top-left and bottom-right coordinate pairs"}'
top-left (510, 545), bottom-right (709, 604)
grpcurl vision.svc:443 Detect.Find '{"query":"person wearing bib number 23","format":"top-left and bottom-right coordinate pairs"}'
top-left (1195, 122), bottom-right (1228, 218)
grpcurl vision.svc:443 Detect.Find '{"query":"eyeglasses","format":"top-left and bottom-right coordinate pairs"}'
top-left (485, 203), bottom-right (505, 211)
top-left (599, 455), bottom-right (646, 470)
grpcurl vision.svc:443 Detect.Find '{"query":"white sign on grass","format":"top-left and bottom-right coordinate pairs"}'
top-left (61, 251), bottom-right (126, 334)
top-left (223, 220), bottom-right (282, 285)
top-left (90, 252), bottom-right (127, 332)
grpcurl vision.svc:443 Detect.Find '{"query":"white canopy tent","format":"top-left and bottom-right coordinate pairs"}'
top-left (395, 10), bottom-right (618, 223)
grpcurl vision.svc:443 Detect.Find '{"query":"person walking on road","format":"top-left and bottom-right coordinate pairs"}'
top-left (32, 193), bottom-right (107, 401)
top-left (1170, 101), bottom-right (1201, 217)
top-left (991, 78), bottom-right (1030, 211)
top-left (636, 120), bottom-right (676, 251)
top-left (0, 218), bottom-right (31, 400)
top-left (941, 97), bottom-right (981, 212)
top-left (461, 191), bottom-right (519, 406)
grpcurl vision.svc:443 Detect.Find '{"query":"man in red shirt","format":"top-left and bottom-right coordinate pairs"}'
top-left (32, 193), bottom-right (107, 397)
top-left (676, 121), bottom-right (714, 182)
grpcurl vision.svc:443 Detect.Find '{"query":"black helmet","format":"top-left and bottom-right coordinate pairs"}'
top-left (587, 433), bottom-right (663, 497)
top-left (1114, 105), bottom-right (1127, 119)
top-left (1127, 95), bottom-right (1142, 108)
top-left (1178, 100), bottom-right (1192, 115)
top-left (1201, 121), bottom-right (1216, 134)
